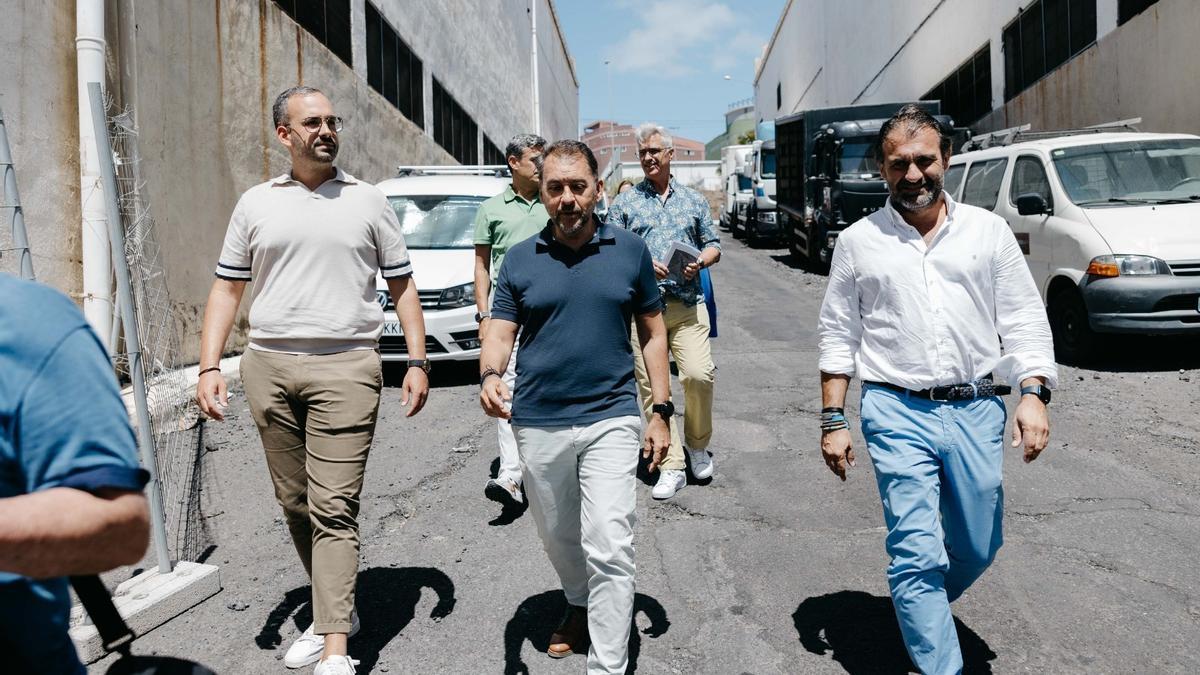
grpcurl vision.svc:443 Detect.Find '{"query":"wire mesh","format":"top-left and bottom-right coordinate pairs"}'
top-left (107, 108), bottom-right (211, 564)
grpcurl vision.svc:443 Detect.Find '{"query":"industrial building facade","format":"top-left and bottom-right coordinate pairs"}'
top-left (1, 0), bottom-right (577, 360)
top-left (754, 0), bottom-right (1181, 137)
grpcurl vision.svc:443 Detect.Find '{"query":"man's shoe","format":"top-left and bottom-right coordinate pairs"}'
top-left (687, 448), bottom-right (714, 480)
top-left (313, 655), bottom-right (359, 675)
top-left (547, 605), bottom-right (589, 658)
top-left (283, 612), bottom-right (361, 668)
top-left (652, 469), bottom-right (687, 500)
top-left (485, 475), bottom-right (524, 508)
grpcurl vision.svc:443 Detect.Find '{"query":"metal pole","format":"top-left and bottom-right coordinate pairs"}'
top-left (88, 82), bottom-right (172, 574)
top-left (0, 105), bottom-right (35, 280)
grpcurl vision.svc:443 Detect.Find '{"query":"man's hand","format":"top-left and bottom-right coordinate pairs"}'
top-left (1011, 396), bottom-right (1050, 462)
top-left (821, 428), bottom-right (856, 481)
top-left (401, 368), bottom-right (429, 417)
top-left (643, 416), bottom-right (670, 471)
top-left (196, 371), bottom-right (229, 421)
top-left (651, 260), bottom-right (669, 280)
top-left (480, 376), bottom-right (512, 419)
top-left (682, 261), bottom-right (702, 281)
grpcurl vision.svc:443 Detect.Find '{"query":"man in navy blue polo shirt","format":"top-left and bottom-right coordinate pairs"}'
top-left (0, 273), bottom-right (150, 673)
top-left (479, 140), bottom-right (672, 674)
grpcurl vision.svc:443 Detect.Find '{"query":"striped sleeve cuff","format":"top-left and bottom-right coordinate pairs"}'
top-left (215, 261), bottom-right (252, 281)
top-left (380, 259), bottom-right (413, 279)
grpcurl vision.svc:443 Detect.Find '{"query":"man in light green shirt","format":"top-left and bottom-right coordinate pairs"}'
top-left (473, 133), bottom-right (547, 511)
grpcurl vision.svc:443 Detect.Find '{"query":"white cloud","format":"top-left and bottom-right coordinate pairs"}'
top-left (605, 1), bottom-right (761, 78)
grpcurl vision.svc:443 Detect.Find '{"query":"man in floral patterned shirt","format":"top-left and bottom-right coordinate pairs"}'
top-left (606, 123), bottom-right (722, 500)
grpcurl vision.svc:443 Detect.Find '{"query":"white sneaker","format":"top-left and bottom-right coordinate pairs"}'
top-left (652, 469), bottom-right (687, 500)
top-left (283, 612), bottom-right (361, 668)
top-left (313, 655), bottom-right (360, 675)
top-left (485, 475), bottom-right (525, 508)
top-left (687, 448), bottom-right (714, 480)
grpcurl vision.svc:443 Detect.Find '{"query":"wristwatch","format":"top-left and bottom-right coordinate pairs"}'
top-left (651, 401), bottom-right (675, 423)
top-left (1020, 384), bottom-right (1051, 405)
top-left (407, 358), bottom-right (431, 375)
top-left (474, 311), bottom-right (491, 323)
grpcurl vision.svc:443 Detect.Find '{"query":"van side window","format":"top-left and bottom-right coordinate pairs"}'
top-left (944, 164), bottom-right (966, 199)
top-left (1010, 156), bottom-right (1053, 208)
top-left (961, 158), bottom-right (1009, 210)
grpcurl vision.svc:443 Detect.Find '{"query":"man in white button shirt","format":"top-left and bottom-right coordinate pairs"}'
top-left (817, 105), bottom-right (1057, 675)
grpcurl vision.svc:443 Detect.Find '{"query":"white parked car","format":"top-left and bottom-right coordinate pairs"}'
top-left (374, 166), bottom-right (509, 362)
top-left (946, 131), bottom-right (1200, 361)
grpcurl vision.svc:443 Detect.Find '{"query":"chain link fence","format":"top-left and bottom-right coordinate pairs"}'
top-left (107, 108), bottom-right (211, 565)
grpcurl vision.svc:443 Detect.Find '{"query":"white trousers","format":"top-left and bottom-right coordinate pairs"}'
top-left (514, 415), bottom-right (641, 675)
top-left (496, 339), bottom-right (522, 483)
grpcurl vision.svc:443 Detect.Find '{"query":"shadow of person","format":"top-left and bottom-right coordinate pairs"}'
top-left (793, 590), bottom-right (996, 674)
top-left (503, 590), bottom-right (669, 674)
top-left (256, 566), bottom-right (456, 673)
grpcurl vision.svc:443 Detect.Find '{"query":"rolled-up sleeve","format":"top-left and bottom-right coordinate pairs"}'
top-left (818, 236), bottom-right (862, 376)
top-left (992, 225), bottom-right (1059, 388)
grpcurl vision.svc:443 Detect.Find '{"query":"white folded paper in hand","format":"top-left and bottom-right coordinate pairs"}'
top-left (662, 240), bottom-right (702, 286)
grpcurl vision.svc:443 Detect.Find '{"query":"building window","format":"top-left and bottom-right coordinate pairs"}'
top-left (923, 45), bottom-right (991, 126)
top-left (272, 0), bottom-right (352, 67)
top-left (776, 83), bottom-right (782, 110)
top-left (1118, 0), bottom-right (1158, 24)
top-left (432, 77), bottom-right (478, 164)
top-left (1003, 0), bottom-right (1096, 101)
top-left (483, 136), bottom-right (504, 166)
top-left (365, 3), bottom-right (423, 128)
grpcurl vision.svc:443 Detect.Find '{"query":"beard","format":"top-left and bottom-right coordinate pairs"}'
top-left (890, 172), bottom-right (943, 213)
top-left (553, 207), bottom-right (591, 237)
top-left (303, 136), bottom-right (338, 164)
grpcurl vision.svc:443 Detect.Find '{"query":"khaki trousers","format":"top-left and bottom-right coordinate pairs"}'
top-left (631, 298), bottom-right (715, 471)
top-left (241, 347), bottom-right (382, 634)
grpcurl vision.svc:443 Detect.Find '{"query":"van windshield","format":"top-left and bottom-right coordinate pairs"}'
top-left (1051, 139), bottom-right (1200, 206)
top-left (387, 195), bottom-right (486, 249)
top-left (839, 139), bottom-right (877, 177)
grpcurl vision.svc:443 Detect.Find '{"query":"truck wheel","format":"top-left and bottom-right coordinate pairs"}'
top-left (1048, 286), bottom-right (1098, 363)
top-left (807, 227), bottom-right (829, 274)
top-left (733, 210), bottom-right (748, 240)
top-left (788, 222), bottom-right (803, 261)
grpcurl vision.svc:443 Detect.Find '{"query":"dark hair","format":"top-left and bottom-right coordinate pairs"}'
top-left (505, 133), bottom-right (547, 160)
top-left (272, 85), bottom-right (325, 128)
top-left (874, 104), bottom-right (953, 162)
top-left (539, 139), bottom-right (599, 179)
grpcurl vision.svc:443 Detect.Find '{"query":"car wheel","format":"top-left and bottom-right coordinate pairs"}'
top-left (1049, 286), bottom-right (1098, 363)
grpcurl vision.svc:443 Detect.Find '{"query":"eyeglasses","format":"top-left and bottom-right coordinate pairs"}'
top-left (637, 147), bottom-right (669, 158)
top-left (290, 115), bottom-right (343, 133)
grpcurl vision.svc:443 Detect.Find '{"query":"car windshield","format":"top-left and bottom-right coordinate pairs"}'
top-left (387, 195), bottom-right (485, 249)
top-left (1051, 139), bottom-right (1200, 206)
top-left (839, 139), bottom-right (877, 176)
top-left (761, 149), bottom-right (776, 178)
top-left (737, 175), bottom-right (752, 191)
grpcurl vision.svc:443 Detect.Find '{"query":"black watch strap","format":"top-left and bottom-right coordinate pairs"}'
top-left (651, 401), bottom-right (674, 422)
top-left (407, 358), bottom-right (431, 374)
top-left (1020, 384), bottom-right (1051, 405)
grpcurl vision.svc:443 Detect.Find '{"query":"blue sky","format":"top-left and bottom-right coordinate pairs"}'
top-left (555, 0), bottom-right (785, 144)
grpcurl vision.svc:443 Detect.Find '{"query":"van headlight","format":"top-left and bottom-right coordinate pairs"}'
top-left (438, 282), bottom-right (475, 308)
top-left (1085, 255), bottom-right (1172, 277)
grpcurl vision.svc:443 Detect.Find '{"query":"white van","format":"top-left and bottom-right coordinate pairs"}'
top-left (946, 132), bottom-right (1200, 361)
top-left (374, 166), bottom-right (509, 362)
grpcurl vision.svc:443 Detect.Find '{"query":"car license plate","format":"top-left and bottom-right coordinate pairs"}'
top-left (382, 321), bottom-right (403, 336)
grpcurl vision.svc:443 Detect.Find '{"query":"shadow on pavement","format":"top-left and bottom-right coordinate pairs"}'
top-left (383, 360), bottom-right (479, 388)
top-left (256, 566), bottom-right (456, 673)
top-left (503, 590), bottom-right (669, 674)
top-left (792, 590), bottom-right (996, 674)
top-left (1065, 334), bottom-right (1200, 372)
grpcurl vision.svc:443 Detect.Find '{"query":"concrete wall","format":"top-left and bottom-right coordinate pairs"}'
top-left (753, 0), bottom-right (1195, 137)
top-left (1, 0), bottom-right (577, 360)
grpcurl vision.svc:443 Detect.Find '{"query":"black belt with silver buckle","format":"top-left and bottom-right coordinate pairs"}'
top-left (865, 376), bottom-right (1012, 402)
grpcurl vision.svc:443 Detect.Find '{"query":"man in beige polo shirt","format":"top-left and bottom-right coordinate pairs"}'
top-left (195, 86), bottom-right (429, 675)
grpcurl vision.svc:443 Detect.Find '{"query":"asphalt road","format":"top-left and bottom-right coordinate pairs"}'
top-left (97, 234), bottom-right (1200, 674)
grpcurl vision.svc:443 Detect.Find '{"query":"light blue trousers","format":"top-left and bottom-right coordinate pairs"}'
top-left (860, 384), bottom-right (1007, 675)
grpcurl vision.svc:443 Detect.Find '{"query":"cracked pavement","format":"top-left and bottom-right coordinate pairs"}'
top-left (95, 236), bottom-right (1200, 674)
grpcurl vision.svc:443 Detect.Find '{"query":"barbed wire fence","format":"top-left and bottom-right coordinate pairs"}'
top-left (106, 104), bottom-right (211, 566)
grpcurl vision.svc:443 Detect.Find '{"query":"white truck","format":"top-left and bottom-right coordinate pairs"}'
top-left (719, 144), bottom-right (753, 231)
